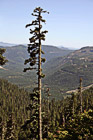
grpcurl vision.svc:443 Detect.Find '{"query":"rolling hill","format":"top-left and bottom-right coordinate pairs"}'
top-left (43, 46), bottom-right (93, 96)
top-left (0, 44), bottom-right (73, 94)
top-left (0, 44), bottom-right (93, 97)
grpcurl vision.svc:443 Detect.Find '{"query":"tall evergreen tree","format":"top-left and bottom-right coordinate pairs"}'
top-left (24, 7), bottom-right (49, 140)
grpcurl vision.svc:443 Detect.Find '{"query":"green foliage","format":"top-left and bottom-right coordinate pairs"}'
top-left (4, 114), bottom-right (16, 140)
top-left (0, 48), bottom-right (8, 65)
top-left (43, 46), bottom-right (93, 96)
top-left (47, 110), bottom-right (93, 140)
top-left (42, 87), bottom-right (93, 139)
top-left (0, 45), bottom-right (73, 96)
top-left (65, 110), bottom-right (93, 140)
top-left (0, 78), bottom-right (93, 139)
top-left (21, 88), bottom-right (39, 139)
top-left (24, 7), bottom-right (49, 74)
top-left (0, 78), bottom-right (30, 139)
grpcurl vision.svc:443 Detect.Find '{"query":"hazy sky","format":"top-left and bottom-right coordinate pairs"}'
top-left (0, 0), bottom-right (93, 49)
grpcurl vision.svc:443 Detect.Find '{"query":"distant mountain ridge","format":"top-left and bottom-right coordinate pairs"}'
top-left (0, 44), bottom-right (73, 63)
top-left (0, 42), bottom-right (17, 47)
top-left (0, 42), bottom-right (70, 49)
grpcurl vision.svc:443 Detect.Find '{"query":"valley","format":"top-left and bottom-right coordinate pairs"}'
top-left (0, 45), bottom-right (93, 98)
top-left (0, 44), bottom-right (73, 96)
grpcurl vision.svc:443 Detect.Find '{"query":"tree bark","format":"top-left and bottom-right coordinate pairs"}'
top-left (80, 78), bottom-right (83, 113)
top-left (38, 12), bottom-right (42, 140)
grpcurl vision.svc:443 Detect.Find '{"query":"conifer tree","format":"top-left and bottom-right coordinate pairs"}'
top-left (24, 7), bottom-right (49, 140)
top-left (0, 120), bottom-right (6, 140)
top-left (4, 114), bottom-right (16, 140)
top-left (43, 88), bottom-right (51, 138)
top-left (0, 117), bottom-right (3, 139)
top-left (0, 48), bottom-right (7, 65)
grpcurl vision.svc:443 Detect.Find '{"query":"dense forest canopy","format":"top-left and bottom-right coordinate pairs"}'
top-left (0, 78), bottom-right (93, 139)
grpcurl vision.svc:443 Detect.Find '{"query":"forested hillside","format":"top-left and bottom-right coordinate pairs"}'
top-left (0, 45), bottom-right (93, 98)
top-left (0, 78), bottom-right (93, 139)
top-left (43, 46), bottom-right (93, 95)
top-left (0, 78), bottom-right (30, 139)
top-left (0, 45), bottom-right (73, 95)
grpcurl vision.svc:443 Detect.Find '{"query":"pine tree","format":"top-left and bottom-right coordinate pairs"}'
top-left (4, 113), bottom-right (16, 140)
top-left (0, 117), bottom-right (3, 139)
top-left (0, 48), bottom-right (7, 65)
top-left (43, 88), bottom-right (51, 138)
top-left (24, 7), bottom-right (49, 140)
top-left (0, 119), bottom-right (6, 140)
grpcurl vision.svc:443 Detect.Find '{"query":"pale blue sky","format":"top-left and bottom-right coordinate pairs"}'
top-left (0, 0), bottom-right (93, 49)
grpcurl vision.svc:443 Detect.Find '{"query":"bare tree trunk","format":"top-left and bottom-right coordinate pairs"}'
top-left (72, 100), bottom-right (74, 115)
top-left (38, 12), bottom-right (42, 140)
top-left (62, 114), bottom-right (65, 127)
top-left (72, 93), bottom-right (75, 115)
top-left (47, 89), bottom-right (50, 137)
top-left (86, 98), bottom-right (88, 111)
top-left (80, 78), bottom-right (83, 113)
